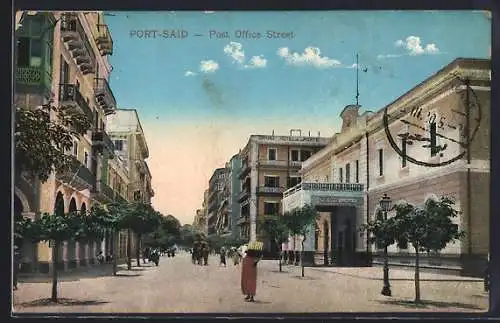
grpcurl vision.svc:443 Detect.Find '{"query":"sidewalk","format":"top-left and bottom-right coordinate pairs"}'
top-left (306, 265), bottom-right (484, 282)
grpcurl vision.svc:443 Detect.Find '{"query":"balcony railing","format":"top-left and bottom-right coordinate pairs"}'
top-left (258, 159), bottom-right (288, 167)
top-left (238, 163), bottom-right (251, 179)
top-left (289, 160), bottom-right (303, 167)
top-left (16, 66), bottom-right (52, 96)
top-left (92, 130), bottom-right (115, 154)
top-left (256, 186), bottom-right (284, 194)
top-left (283, 182), bottom-right (364, 198)
top-left (95, 24), bottom-right (113, 56)
top-left (59, 83), bottom-right (94, 123)
top-left (56, 155), bottom-right (96, 191)
top-left (237, 188), bottom-right (250, 202)
top-left (61, 13), bottom-right (96, 75)
top-left (94, 78), bottom-right (116, 115)
top-left (94, 180), bottom-right (114, 202)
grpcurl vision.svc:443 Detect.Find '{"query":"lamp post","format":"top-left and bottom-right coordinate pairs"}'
top-left (379, 193), bottom-right (392, 297)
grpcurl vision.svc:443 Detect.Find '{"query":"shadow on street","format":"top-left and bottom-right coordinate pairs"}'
top-left (376, 299), bottom-right (485, 310)
top-left (16, 298), bottom-right (109, 308)
top-left (115, 273), bottom-right (141, 277)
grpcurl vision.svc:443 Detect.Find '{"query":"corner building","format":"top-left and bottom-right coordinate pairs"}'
top-left (282, 58), bottom-right (490, 276)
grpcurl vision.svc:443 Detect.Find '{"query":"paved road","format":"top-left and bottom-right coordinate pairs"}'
top-left (13, 252), bottom-right (488, 313)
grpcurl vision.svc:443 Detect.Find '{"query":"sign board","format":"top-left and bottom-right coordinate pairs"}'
top-left (311, 196), bottom-right (362, 206)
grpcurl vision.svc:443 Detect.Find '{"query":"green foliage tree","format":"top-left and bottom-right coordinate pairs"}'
top-left (282, 204), bottom-right (319, 277)
top-left (107, 201), bottom-right (136, 270)
top-left (260, 214), bottom-right (289, 272)
top-left (392, 196), bottom-right (464, 302)
top-left (15, 103), bottom-right (92, 182)
top-left (360, 209), bottom-right (399, 251)
top-left (16, 207), bottom-right (103, 302)
top-left (127, 203), bottom-right (162, 267)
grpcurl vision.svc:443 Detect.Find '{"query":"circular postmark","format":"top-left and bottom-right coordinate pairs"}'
top-left (383, 75), bottom-right (482, 167)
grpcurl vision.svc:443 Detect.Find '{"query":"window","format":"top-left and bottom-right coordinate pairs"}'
top-left (401, 138), bottom-right (407, 168)
top-left (290, 150), bottom-right (299, 161)
top-left (268, 148), bottom-right (277, 161)
top-left (355, 160), bottom-right (359, 183)
top-left (30, 38), bottom-right (42, 67)
top-left (264, 176), bottom-right (280, 187)
top-left (288, 176), bottom-right (301, 188)
top-left (61, 58), bottom-right (69, 84)
top-left (114, 140), bottom-right (123, 151)
top-left (72, 141), bottom-right (78, 157)
top-left (84, 151), bottom-right (89, 167)
top-left (345, 163), bottom-right (351, 183)
top-left (430, 122), bottom-right (437, 157)
top-left (339, 168), bottom-right (343, 183)
top-left (264, 202), bottom-right (279, 215)
top-left (378, 149), bottom-right (384, 176)
top-left (17, 37), bottom-right (30, 67)
top-left (301, 150), bottom-right (312, 161)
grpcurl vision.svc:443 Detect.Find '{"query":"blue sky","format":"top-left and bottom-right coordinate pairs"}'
top-left (104, 11), bottom-right (490, 223)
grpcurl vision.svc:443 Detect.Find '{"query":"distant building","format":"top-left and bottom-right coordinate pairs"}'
top-left (208, 168), bottom-right (229, 236)
top-left (237, 131), bottom-right (330, 253)
top-left (229, 154), bottom-right (243, 239)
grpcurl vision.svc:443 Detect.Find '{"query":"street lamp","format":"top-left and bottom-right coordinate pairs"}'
top-left (379, 193), bottom-right (392, 297)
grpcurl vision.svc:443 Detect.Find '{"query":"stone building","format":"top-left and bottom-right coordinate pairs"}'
top-left (14, 11), bottom-right (118, 273)
top-left (282, 58), bottom-right (490, 276)
top-left (237, 131), bottom-right (330, 252)
top-left (229, 154), bottom-right (243, 239)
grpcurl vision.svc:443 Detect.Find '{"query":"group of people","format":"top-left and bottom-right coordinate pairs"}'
top-left (190, 241), bottom-right (210, 265)
top-left (219, 246), bottom-right (244, 267)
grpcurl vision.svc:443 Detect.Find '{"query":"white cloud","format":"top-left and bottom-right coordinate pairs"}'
top-left (223, 42), bottom-right (246, 64)
top-left (244, 55), bottom-right (267, 69)
top-left (223, 42), bottom-right (267, 70)
top-left (395, 35), bottom-right (440, 56)
top-left (199, 60), bottom-right (219, 73)
top-left (277, 46), bottom-right (342, 68)
top-left (377, 53), bottom-right (404, 59)
top-left (184, 70), bottom-right (196, 76)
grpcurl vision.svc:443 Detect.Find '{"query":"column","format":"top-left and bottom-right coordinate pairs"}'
top-left (92, 240), bottom-right (97, 264)
top-left (75, 241), bottom-right (80, 268)
top-left (63, 241), bottom-right (68, 271)
top-left (85, 243), bottom-right (90, 266)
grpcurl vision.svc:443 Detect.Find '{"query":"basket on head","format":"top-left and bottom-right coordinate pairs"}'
top-left (247, 241), bottom-right (263, 251)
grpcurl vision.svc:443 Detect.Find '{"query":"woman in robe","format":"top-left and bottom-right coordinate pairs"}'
top-left (240, 242), bottom-right (263, 302)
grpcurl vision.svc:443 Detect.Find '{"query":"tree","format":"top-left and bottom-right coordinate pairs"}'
top-left (16, 207), bottom-right (101, 302)
top-left (107, 201), bottom-right (136, 270)
top-left (260, 214), bottom-right (289, 272)
top-left (392, 196), bottom-right (464, 302)
top-left (128, 203), bottom-right (162, 267)
top-left (283, 204), bottom-right (319, 277)
top-left (15, 103), bottom-right (92, 182)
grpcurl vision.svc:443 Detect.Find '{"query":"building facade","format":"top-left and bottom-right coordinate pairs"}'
top-left (14, 11), bottom-right (118, 273)
top-left (237, 132), bottom-right (330, 251)
top-left (282, 58), bottom-right (490, 276)
top-left (216, 163), bottom-right (232, 237)
top-left (229, 154), bottom-right (243, 239)
top-left (193, 209), bottom-right (207, 234)
top-left (207, 168), bottom-right (229, 236)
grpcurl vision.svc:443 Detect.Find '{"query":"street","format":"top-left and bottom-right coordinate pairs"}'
top-left (13, 252), bottom-right (488, 313)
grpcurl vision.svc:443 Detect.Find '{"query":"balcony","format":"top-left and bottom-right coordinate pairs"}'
top-left (237, 188), bottom-right (250, 203)
top-left (289, 160), bottom-right (303, 168)
top-left (282, 182), bottom-right (365, 212)
top-left (59, 83), bottom-right (94, 123)
top-left (56, 156), bottom-right (96, 191)
top-left (94, 180), bottom-right (115, 203)
top-left (238, 163), bottom-right (251, 179)
top-left (258, 159), bottom-right (288, 168)
top-left (237, 215), bottom-right (250, 225)
top-left (95, 24), bottom-right (113, 56)
top-left (15, 66), bottom-right (52, 97)
top-left (92, 131), bottom-right (115, 155)
top-left (61, 13), bottom-right (96, 75)
top-left (94, 78), bottom-right (116, 115)
top-left (256, 186), bottom-right (285, 195)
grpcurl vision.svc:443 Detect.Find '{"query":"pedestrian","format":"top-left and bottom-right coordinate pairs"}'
top-left (13, 245), bottom-right (21, 290)
top-left (202, 242), bottom-right (209, 266)
top-left (96, 251), bottom-right (105, 264)
top-left (241, 241), bottom-right (263, 302)
top-left (220, 247), bottom-right (227, 267)
top-left (231, 247), bottom-right (241, 266)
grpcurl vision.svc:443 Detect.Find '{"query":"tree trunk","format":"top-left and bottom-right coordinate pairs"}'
top-left (301, 239), bottom-right (305, 277)
top-left (136, 233), bottom-right (142, 267)
top-left (51, 241), bottom-right (59, 302)
top-left (126, 228), bottom-right (132, 270)
top-left (277, 242), bottom-right (282, 272)
top-left (414, 246), bottom-right (421, 303)
top-left (112, 230), bottom-right (118, 275)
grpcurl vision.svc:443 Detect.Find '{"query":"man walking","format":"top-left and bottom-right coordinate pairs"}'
top-left (13, 245), bottom-right (21, 290)
top-left (219, 247), bottom-right (227, 267)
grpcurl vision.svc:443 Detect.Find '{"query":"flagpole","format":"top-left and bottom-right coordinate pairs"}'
top-left (355, 53), bottom-right (359, 106)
